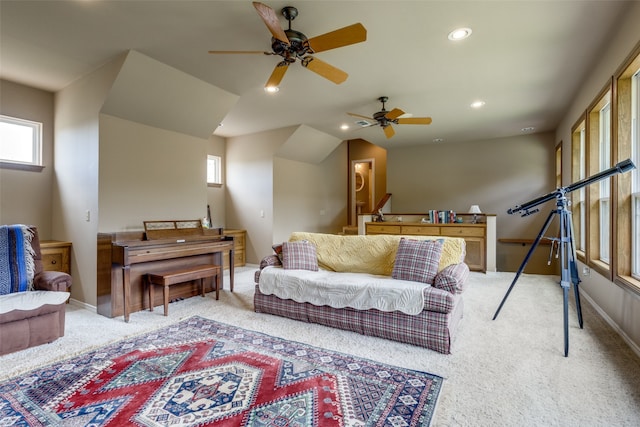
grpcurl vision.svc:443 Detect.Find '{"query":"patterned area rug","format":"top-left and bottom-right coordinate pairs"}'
top-left (0, 316), bottom-right (442, 426)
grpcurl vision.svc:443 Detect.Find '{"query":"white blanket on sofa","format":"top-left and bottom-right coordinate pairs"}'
top-left (258, 267), bottom-right (427, 315)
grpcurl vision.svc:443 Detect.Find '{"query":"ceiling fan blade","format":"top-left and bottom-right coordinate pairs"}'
top-left (396, 117), bottom-right (433, 125)
top-left (265, 62), bottom-right (289, 88)
top-left (307, 23), bottom-right (367, 53)
top-left (347, 112), bottom-right (375, 121)
top-left (301, 56), bottom-right (348, 84)
top-left (383, 125), bottom-right (395, 139)
top-left (208, 50), bottom-right (270, 54)
top-left (253, 2), bottom-right (289, 44)
top-left (385, 108), bottom-right (405, 120)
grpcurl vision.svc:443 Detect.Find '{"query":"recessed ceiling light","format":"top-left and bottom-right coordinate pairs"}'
top-left (264, 86), bottom-right (279, 93)
top-left (433, 138), bottom-right (445, 143)
top-left (521, 126), bottom-right (535, 132)
top-left (448, 27), bottom-right (472, 41)
top-left (470, 100), bottom-right (485, 108)
top-left (340, 124), bottom-right (349, 130)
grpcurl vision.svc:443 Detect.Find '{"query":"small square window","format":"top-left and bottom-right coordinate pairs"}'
top-left (207, 154), bottom-right (222, 186)
top-left (0, 115), bottom-right (42, 168)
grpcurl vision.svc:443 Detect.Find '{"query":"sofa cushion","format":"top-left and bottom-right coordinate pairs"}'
top-left (288, 232), bottom-right (465, 275)
top-left (259, 267), bottom-right (436, 315)
top-left (392, 238), bottom-right (443, 285)
top-left (0, 290), bottom-right (70, 315)
top-left (282, 241), bottom-right (318, 271)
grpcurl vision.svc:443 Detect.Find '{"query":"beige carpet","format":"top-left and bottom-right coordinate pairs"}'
top-left (2, 266), bottom-right (639, 426)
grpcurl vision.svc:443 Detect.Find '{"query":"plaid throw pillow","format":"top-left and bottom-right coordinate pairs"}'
top-left (392, 238), bottom-right (443, 284)
top-left (282, 241), bottom-right (318, 271)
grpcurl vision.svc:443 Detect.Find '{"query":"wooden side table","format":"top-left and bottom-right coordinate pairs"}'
top-left (40, 240), bottom-right (72, 274)
top-left (223, 229), bottom-right (246, 268)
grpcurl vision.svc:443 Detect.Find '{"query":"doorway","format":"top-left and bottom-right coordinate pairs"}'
top-left (351, 159), bottom-right (375, 226)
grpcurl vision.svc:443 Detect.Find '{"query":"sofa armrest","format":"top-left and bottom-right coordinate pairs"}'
top-left (33, 271), bottom-right (72, 292)
top-left (260, 254), bottom-right (282, 270)
top-left (256, 255), bottom-right (283, 283)
top-left (433, 263), bottom-right (469, 294)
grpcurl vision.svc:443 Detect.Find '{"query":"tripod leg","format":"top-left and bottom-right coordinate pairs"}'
top-left (563, 285), bottom-right (569, 357)
top-left (493, 210), bottom-right (556, 320)
top-left (567, 212), bottom-right (584, 329)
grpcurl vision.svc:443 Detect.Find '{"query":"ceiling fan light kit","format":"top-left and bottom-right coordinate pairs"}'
top-left (208, 2), bottom-right (366, 89)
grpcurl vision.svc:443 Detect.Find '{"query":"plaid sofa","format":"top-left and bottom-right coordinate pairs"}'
top-left (254, 233), bottom-right (469, 354)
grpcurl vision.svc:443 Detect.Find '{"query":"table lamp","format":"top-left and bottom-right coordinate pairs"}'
top-left (468, 205), bottom-right (482, 223)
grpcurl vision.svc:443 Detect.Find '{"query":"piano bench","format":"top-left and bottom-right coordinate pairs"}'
top-left (146, 264), bottom-right (221, 316)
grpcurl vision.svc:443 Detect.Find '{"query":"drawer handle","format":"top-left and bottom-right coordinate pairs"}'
top-left (51, 260), bottom-right (57, 264)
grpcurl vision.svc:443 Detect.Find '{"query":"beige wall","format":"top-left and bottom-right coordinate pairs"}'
top-left (226, 128), bottom-right (347, 264)
top-left (273, 144), bottom-right (348, 245)
top-left (98, 114), bottom-right (209, 231)
top-left (0, 80), bottom-right (54, 237)
top-left (555, 2), bottom-right (640, 353)
top-left (387, 132), bottom-right (557, 272)
top-left (225, 129), bottom-right (282, 264)
top-left (52, 55), bottom-right (125, 305)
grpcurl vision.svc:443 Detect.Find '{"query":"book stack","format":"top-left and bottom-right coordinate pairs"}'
top-left (427, 210), bottom-right (457, 224)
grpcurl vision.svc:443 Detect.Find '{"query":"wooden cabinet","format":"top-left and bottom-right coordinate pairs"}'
top-left (40, 240), bottom-right (72, 274)
top-left (365, 222), bottom-right (487, 272)
top-left (223, 229), bottom-right (246, 268)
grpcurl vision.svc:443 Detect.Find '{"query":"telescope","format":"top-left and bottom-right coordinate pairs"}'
top-left (494, 158), bottom-right (635, 357)
top-left (508, 159), bottom-right (636, 217)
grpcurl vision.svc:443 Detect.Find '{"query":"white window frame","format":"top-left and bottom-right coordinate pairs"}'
top-left (0, 115), bottom-right (42, 168)
top-left (207, 154), bottom-right (222, 186)
top-left (599, 103), bottom-right (611, 263)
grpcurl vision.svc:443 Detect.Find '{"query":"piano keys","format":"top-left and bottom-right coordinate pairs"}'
top-left (97, 231), bottom-right (234, 321)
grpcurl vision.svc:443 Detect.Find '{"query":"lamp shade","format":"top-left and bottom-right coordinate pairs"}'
top-left (468, 205), bottom-right (482, 214)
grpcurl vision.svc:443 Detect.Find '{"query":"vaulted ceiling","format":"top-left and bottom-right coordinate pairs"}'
top-left (0, 1), bottom-right (632, 148)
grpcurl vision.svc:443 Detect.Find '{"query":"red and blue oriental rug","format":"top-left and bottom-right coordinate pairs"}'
top-left (0, 316), bottom-right (443, 426)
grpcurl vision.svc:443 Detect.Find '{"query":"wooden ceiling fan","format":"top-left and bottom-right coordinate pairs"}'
top-left (347, 96), bottom-right (433, 139)
top-left (208, 2), bottom-right (366, 88)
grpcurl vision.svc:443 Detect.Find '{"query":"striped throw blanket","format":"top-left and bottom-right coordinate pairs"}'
top-left (0, 225), bottom-right (36, 295)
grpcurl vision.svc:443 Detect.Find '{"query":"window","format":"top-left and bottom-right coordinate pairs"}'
top-left (571, 119), bottom-right (586, 255)
top-left (598, 102), bottom-right (611, 263)
top-left (207, 154), bottom-right (222, 186)
top-left (586, 87), bottom-right (612, 276)
top-left (0, 115), bottom-right (42, 168)
top-left (614, 42), bottom-right (640, 291)
top-left (631, 69), bottom-right (640, 278)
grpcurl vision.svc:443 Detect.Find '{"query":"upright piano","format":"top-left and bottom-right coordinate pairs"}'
top-left (97, 230), bottom-right (234, 319)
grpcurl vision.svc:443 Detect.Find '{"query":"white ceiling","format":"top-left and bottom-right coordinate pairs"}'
top-left (0, 1), bottom-right (632, 148)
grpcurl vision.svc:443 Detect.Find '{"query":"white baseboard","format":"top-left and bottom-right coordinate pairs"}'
top-left (69, 298), bottom-right (96, 312)
top-left (580, 290), bottom-right (640, 359)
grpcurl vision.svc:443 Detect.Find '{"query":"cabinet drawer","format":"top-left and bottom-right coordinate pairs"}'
top-left (447, 226), bottom-right (485, 237)
top-left (366, 224), bottom-right (401, 234)
top-left (42, 253), bottom-right (65, 272)
top-left (400, 225), bottom-right (441, 235)
top-left (40, 241), bottom-right (72, 274)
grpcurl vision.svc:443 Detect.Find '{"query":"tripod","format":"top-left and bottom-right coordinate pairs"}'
top-left (493, 190), bottom-right (583, 357)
